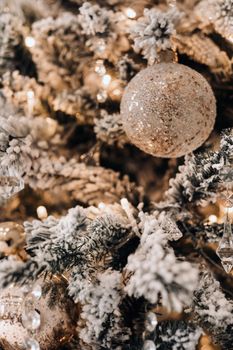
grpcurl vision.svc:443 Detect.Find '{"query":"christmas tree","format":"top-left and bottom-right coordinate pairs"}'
top-left (0, 0), bottom-right (232, 349)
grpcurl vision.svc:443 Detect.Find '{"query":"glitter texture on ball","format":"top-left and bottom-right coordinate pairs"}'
top-left (120, 63), bottom-right (216, 158)
top-left (0, 279), bottom-right (75, 350)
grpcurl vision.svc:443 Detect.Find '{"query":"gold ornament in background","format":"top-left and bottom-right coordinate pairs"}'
top-left (0, 222), bottom-right (25, 257)
top-left (0, 277), bottom-right (77, 350)
top-left (120, 63), bottom-right (216, 158)
top-left (198, 335), bottom-right (220, 350)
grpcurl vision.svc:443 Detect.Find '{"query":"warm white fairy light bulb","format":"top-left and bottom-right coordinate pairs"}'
top-left (95, 60), bottom-right (106, 76)
top-left (25, 36), bottom-right (36, 48)
top-left (96, 39), bottom-right (106, 54)
top-left (112, 88), bottom-right (122, 97)
top-left (26, 90), bottom-right (35, 116)
top-left (27, 90), bottom-right (34, 99)
top-left (208, 214), bottom-right (218, 223)
top-left (37, 206), bottom-right (48, 220)
top-left (98, 202), bottom-right (106, 210)
top-left (228, 34), bottom-right (233, 43)
top-left (97, 90), bottom-right (108, 103)
top-left (167, 0), bottom-right (176, 7)
top-left (125, 8), bottom-right (136, 19)
top-left (102, 74), bottom-right (112, 88)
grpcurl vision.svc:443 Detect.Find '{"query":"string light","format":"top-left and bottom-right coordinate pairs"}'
top-left (97, 90), bottom-right (108, 103)
top-left (97, 73), bottom-right (112, 102)
top-left (228, 34), bottom-right (233, 43)
top-left (112, 88), bottom-right (122, 97)
top-left (95, 60), bottom-right (106, 76)
top-left (101, 74), bottom-right (111, 88)
top-left (25, 36), bottom-right (36, 48)
top-left (109, 79), bottom-right (123, 100)
top-left (37, 206), bottom-right (48, 220)
top-left (208, 215), bottom-right (218, 223)
top-left (95, 39), bottom-right (106, 54)
top-left (27, 90), bottom-right (34, 99)
top-left (98, 202), bottom-right (106, 210)
top-left (125, 8), bottom-right (137, 19)
top-left (26, 90), bottom-right (35, 116)
top-left (167, 0), bottom-right (176, 7)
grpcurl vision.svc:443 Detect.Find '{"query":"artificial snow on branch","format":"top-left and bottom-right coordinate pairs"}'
top-left (174, 32), bottom-right (233, 78)
top-left (0, 113), bottom-right (142, 205)
top-left (28, 12), bottom-right (86, 92)
top-left (130, 7), bottom-right (180, 64)
top-left (1, 71), bottom-right (51, 117)
top-left (153, 320), bottom-right (202, 350)
top-left (76, 270), bottom-right (131, 350)
top-left (78, 2), bottom-right (113, 36)
top-left (192, 271), bottom-right (233, 332)
top-left (125, 214), bottom-right (199, 312)
top-left (52, 87), bottom-right (97, 124)
top-left (195, 0), bottom-right (233, 41)
top-left (192, 271), bottom-right (233, 348)
top-left (94, 110), bottom-right (128, 147)
top-left (0, 11), bottom-right (23, 75)
top-left (0, 206), bottom-right (132, 287)
top-left (159, 129), bottom-right (233, 209)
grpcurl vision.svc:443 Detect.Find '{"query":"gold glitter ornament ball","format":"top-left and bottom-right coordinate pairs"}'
top-left (120, 63), bottom-right (216, 158)
top-left (0, 278), bottom-right (75, 350)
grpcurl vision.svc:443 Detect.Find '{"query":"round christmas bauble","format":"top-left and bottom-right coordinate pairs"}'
top-left (120, 63), bottom-right (216, 158)
top-left (0, 278), bottom-right (76, 350)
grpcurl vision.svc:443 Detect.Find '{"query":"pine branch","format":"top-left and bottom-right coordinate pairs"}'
top-left (94, 110), bottom-right (128, 147)
top-left (0, 113), bottom-right (143, 205)
top-left (76, 269), bottom-right (131, 350)
top-left (157, 129), bottom-right (233, 209)
top-left (0, 207), bottom-right (133, 288)
top-left (192, 271), bottom-right (233, 349)
top-left (152, 320), bottom-right (202, 350)
top-left (124, 214), bottom-right (199, 312)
